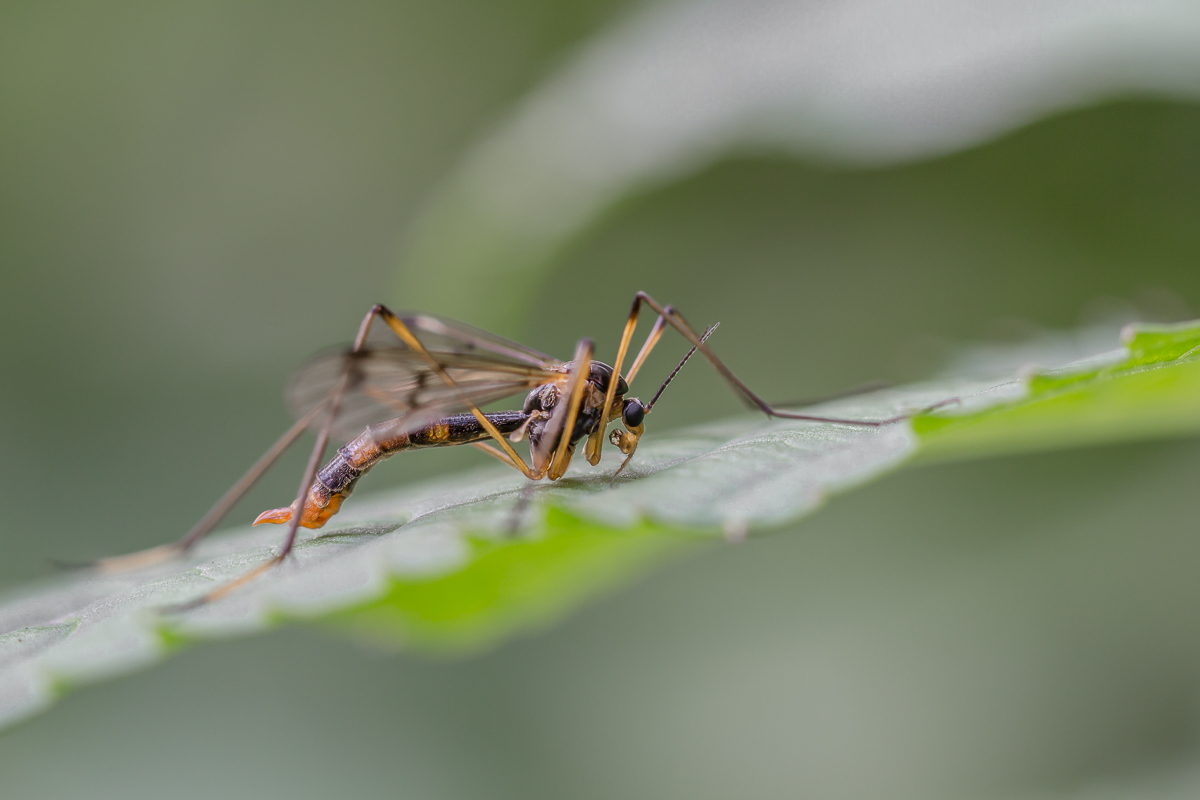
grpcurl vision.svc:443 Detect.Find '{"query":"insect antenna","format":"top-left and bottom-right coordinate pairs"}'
top-left (644, 322), bottom-right (719, 413)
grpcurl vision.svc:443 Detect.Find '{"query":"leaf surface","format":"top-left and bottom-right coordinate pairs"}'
top-left (1, 321), bottom-right (1199, 730)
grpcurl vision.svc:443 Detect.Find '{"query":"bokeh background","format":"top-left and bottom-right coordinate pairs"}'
top-left (3, 1), bottom-right (1200, 798)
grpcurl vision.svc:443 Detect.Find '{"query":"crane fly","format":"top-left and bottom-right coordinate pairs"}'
top-left (92, 292), bottom-right (941, 607)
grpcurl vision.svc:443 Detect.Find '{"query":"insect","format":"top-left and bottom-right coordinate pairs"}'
top-left (96, 292), bottom-right (932, 604)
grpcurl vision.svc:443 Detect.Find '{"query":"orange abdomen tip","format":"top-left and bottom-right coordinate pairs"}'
top-left (253, 505), bottom-right (294, 526)
top-left (253, 494), bottom-right (344, 529)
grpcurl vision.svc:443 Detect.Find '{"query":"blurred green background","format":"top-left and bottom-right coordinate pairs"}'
top-left (3, 1), bottom-right (1200, 798)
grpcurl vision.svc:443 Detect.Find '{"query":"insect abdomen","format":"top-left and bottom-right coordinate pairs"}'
top-left (256, 412), bottom-right (529, 529)
top-left (319, 412), bottom-right (526, 494)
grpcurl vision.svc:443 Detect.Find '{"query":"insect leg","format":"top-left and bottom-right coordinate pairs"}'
top-left (624, 313), bottom-right (671, 385)
top-left (178, 368), bottom-right (350, 608)
top-left (630, 292), bottom-right (951, 426)
top-left (172, 305), bottom-right (394, 607)
top-left (470, 440), bottom-right (528, 470)
top-left (368, 305), bottom-right (546, 479)
top-left (175, 407), bottom-right (322, 551)
top-left (259, 303), bottom-right (389, 565)
top-left (93, 306), bottom-right (395, 578)
top-left (547, 338), bottom-right (593, 480)
top-left (769, 380), bottom-right (893, 410)
top-left (86, 406), bottom-right (324, 573)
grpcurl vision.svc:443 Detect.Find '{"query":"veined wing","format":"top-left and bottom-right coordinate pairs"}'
top-left (392, 312), bottom-right (560, 369)
top-left (287, 314), bottom-right (566, 439)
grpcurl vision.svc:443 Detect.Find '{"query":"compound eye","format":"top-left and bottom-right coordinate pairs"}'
top-left (622, 398), bottom-right (645, 428)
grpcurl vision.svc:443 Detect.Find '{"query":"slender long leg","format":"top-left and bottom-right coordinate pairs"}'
top-left (619, 292), bottom-right (950, 427)
top-left (89, 405), bottom-right (325, 574)
top-left (176, 305), bottom-right (413, 607)
top-left (770, 380), bottom-right (892, 410)
top-left (276, 403), bottom-right (339, 561)
top-left (263, 304), bottom-right (393, 565)
top-left (182, 358), bottom-right (362, 607)
top-left (547, 339), bottom-right (593, 480)
top-left (90, 312), bottom-right (368, 578)
top-left (470, 440), bottom-right (523, 468)
top-left (587, 302), bottom-right (642, 463)
top-left (624, 312), bottom-right (671, 384)
top-left (177, 406), bottom-right (323, 552)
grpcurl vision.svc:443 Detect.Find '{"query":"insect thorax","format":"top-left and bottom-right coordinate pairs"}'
top-left (523, 361), bottom-right (628, 462)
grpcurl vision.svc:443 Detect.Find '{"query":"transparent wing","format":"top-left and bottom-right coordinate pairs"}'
top-left (393, 312), bottom-right (560, 369)
top-left (286, 314), bottom-right (565, 440)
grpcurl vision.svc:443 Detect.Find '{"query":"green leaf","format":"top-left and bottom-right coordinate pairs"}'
top-left (324, 509), bottom-right (685, 653)
top-left (2, 319), bottom-right (1200, 731)
top-left (915, 321), bottom-right (1200, 460)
